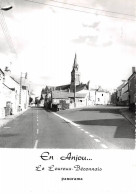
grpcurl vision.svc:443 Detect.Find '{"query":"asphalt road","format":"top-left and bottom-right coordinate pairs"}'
top-left (0, 106), bottom-right (135, 149)
top-left (58, 105), bottom-right (135, 149)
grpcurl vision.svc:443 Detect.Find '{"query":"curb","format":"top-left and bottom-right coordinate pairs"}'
top-left (120, 109), bottom-right (135, 126)
top-left (0, 108), bottom-right (30, 128)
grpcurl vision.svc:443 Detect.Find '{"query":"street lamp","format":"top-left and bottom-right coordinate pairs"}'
top-left (0, 3), bottom-right (16, 54)
top-left (0, 1), bottom-right (13, 11)
top-left (0, 6), bottom-right (13, 11)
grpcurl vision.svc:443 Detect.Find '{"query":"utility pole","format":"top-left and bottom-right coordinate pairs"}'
top-left (19, 72), bottom-right (27, 110)
top-left (19, 72), bottom-right (22, 106)
top-left (74, 71), bottom-right (76, 106)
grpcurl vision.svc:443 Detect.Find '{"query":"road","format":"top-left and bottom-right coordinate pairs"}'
top-left (57, 105), bottom-right (135, 149)
top-left (0, 106), bottom-right (135, 149)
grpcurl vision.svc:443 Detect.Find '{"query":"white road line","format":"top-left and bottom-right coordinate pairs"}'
top-left (94, 139), bottom-right (101, 143)
top-left (101, 144), bottom-right (108, 149)
top-left (37, 123), bottom-right (38, 126)
top-left (52, 111), bottom-right (109, 149)
top-left (37, 129), bottom-right (39, 134)
top-left (89, 135), bottom-right (94, 138)
top-left (34, 140), bottom-right (38, 148)
top-left (4, 127), bottom-right (11, 129)
top-left (53, 113), bottom-right (79, 127)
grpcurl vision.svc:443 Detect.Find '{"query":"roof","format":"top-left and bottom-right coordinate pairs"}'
top-left (3, 83), bottom-right (15, 91)
top-left (69, 93), bottom-right (87, 98)
top-left (76, 84), bottom-right (88, 91)
top-left (52, 91), bottom-right (69, 99)
top-left (55, 84), bottom-right (70, 91)
top-left (55, 83), bottom-right (88, 91)
top-left (0, 68), bottom-right (5, 75)
top-left (52, 91), bottom-right (87, 99)
top-left (42, 83), bottom-right (88, 94)
top-left (117, 82), bottom-right (127, 91)
top-left (10, 76), bottom-right (19, 84)
top-left (128, 72), bottom-right (136, 81)
top-left (10, 75), bottom-right (28, 86)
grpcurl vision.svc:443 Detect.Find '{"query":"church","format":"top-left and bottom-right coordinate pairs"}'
top-left (41, 54), bottom-right (110, 110)
top-left (52, 53), bottom-right (90, 92)
top-left (41, 54), bottom-right (91, 109)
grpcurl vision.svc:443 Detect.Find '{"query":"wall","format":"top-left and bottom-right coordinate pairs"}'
top-left (95, 91), bottom-right (110, 105)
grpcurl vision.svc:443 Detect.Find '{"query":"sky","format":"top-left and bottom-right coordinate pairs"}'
top-left (0, 0), bottom-right (136, 95)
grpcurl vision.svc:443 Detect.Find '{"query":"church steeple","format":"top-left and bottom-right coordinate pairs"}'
top-left (70, 53), bottom-right (80, 91)
top-left (73, 53), bottom-right (79, 71)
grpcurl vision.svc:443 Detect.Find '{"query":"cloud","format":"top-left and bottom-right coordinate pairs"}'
top-left (0, 40), bottom-right (10, 53)
top-left (1, 0), bottom-right (135, 90)
top-left (73, 35), bottom-right (98, 45)
top-left (82, 21), bottom-right (100, 29)
top-left (89, 0), bottom-right (135, 17)
top-left (102, 41), bottom-right (112, 47)
top-left (120, 38), bottom-right (136, 48)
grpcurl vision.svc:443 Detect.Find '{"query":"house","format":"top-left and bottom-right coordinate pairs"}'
top-left (49, 90), bottom-right (89, 110)
top-left (95, 87), bottom-right (110, 105)
top-left (115, 67), bottom-right (135, 109)
top-left (0, 67), bottom-right (29, 118)
top-left (128, 67), bottom-right (136, 111)
top-left (3, 67), bottom-right (20, 114)
top-left (116, 81), bottom-right (128, 106)
top-left (0, 69), bottom-right (5, 118)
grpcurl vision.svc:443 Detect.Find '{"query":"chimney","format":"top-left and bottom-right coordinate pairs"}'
top-left (4, 66), bottom-right (11, 76)
top-left (87, 80), bottom-right (90, 90)
top-left (132, 67), bottom-right (136, 73)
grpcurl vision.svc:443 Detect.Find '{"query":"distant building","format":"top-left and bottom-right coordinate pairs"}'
top-left (95, 89), bottom-right (110, 105)
top-left (128, 67), bottom-right (136, 111)
top-left (114, 67), bottom-right (135, 110)
top-left (41, 54), bottom-right (110, 110)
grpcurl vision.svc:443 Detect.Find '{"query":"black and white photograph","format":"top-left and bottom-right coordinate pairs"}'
top-left (0, 0), bottom-right (136, 194)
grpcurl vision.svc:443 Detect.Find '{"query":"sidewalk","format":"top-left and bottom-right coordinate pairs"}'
top-left (120, 108), bottom-right (135, 126)
top-left (0, 108), bottom-right (29, 128)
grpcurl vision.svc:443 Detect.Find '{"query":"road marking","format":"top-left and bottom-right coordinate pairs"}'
top-left (37, 129), bottom-right (39, 134)
top-left (53, 113), bottom-right (79, 127)
top-left (101, 144), bottom-right (108, 149)
top-left (37, 123), bottom-right (38, 126)
top-left (4, 127), bottom-right (11, 129)
top-left (53, 111), bottom-right (109, 149)
top-left (89, 135), bottom-right (94, 138)
top-left (34, 140), bottom-right (38, 148)
top-left (94, 139), bottom-right (101, 143)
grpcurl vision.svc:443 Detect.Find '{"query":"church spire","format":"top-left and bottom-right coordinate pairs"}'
top-left (70, 53), bottom-right (80, 89)
top-left (73, 53), bottom-right (78, 70)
